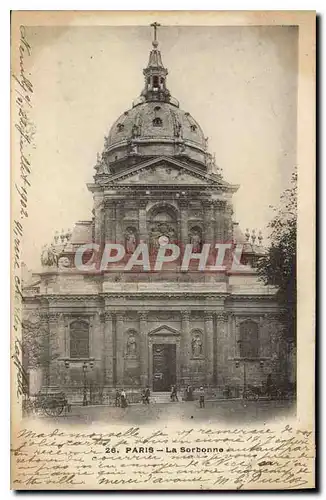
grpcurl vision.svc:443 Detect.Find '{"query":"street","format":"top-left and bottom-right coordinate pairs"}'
top-left (31, 399), bottom-right (295, 425)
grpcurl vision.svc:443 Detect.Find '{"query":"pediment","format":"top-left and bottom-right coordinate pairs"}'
top-left (148, 324), bottom-right (180, 336)
top-left (119, 164), bottom-right (207, 185)
top-left (107, 156), bottom-right (219, 186)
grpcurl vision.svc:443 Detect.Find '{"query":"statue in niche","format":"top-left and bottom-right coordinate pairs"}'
top-left (190, 230), bottom-right (202, 253)
top-left (126, 333), bottom-right (137, 356)
top-left (192, 334), bottom-right (203, 357)
top-left (125, 229), bottom-right (137, 254)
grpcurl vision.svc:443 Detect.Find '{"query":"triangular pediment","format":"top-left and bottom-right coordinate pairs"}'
top-left (106, 156), bottom-right (224, 186)
top-left (148, 324), bottom-right (180, 336)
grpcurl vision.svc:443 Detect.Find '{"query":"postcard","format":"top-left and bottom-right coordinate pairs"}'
top-left (11, 10), bottom-right (315, 490)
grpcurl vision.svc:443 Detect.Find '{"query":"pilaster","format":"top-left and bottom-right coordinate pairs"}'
top-left (139, 200), bottom-right (148, 243)
top-left (204, 311), bottom-right (214, 386)
top-left (116, 313), bottom-right (125, 386)
top-left (203, 201), bottom-right (215, 244)
top-left (139, 312), bottom-right (149, 386)
top-left (103, 312), bottom-right (114, 386)
top-left (180, 310), bottom-right (190, 381)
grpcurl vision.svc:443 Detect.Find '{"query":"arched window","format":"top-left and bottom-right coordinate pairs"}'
top-left (70, 320), bottom-right (89, 358)
top-left (153, 117), bottom-right (162, 127)
top-left (239, 320), bottom-right (259, 358)
top-left (153, 76), bottom-right (159, 89)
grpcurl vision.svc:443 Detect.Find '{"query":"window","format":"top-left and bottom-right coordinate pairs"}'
top-left (239, 320), bottom-right (259, 358)
top-left (190, 124), bottom-right (197, 132)
top-left (153, 117), bottom-right (162, 127)
top-left (70, 320), bottom-right (89, 358)
top-left (154, 106), bottom-right (161, 112)
top-left (153, 76), bottom-right (159, 88)
top-left (117, 123), bottom-right (124, 132)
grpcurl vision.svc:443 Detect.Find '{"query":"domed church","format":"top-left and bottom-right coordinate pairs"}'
top-left (23, 25), bottom-right (285, 403)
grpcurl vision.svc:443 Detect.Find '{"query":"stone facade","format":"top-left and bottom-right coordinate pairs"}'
top-left (22, 29), bottom-right (284, 403)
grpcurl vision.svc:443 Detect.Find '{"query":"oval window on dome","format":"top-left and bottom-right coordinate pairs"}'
top-left (153, 117), bottom-right (163, 127)
top-left (117, 123), bottom-right (124, 132)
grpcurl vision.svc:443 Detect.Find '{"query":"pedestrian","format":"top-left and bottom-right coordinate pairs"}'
top-left (266, 374), bottom-right (273, 400)
top-left (115, 389), bottom-right (121, 407)
top-left (199, 386), bottom-right (205, 408)
top-left (186, 385), bottom-right (193, 401)
top-left (170, 385), bottom-right (178, 402)
top-left (144, 385), bottom-right (150, 404)
top-left (120, 389), bottom-right (128, 408)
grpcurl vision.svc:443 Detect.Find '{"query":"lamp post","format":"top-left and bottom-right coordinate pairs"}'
top-left (235, 358), bottom-right (247, 398)
top-left (64, 359), bottom-right (94, 406)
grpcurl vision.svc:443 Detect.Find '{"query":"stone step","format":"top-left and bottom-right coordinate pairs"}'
top-left (150, 392), bottom-right (179, 404)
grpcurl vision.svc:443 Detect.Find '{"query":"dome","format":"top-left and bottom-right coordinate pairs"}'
top-left (108, 102), bottom-right (205, 148)
top-left (105, 101), bottom-right (206, 165)
top-left (100, 27), bottom-right (209, 171)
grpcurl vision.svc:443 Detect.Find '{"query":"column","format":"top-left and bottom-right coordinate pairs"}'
top-left (204, 312), bottom-right (214, 386)
top-left (94, 195), bottom-right (104, 246)
top-left (115, 201), bottom-right (124, 245)
top-left (139, 312), bottom-right (148, 386)
top-left (57, 313), bottom-right (65, 358)
top-left (204, 201), bottom-right (215, 244)
top-left (104, 201), bottom-right (115, 243)
top-left (179, 201), bottom-right (188, 246)
top-left (215, 312), bottom-right (229, 387)
top-left (214, 201), bottom-right (224, 243)
top-left (181, 310), bottom-right (190, 383)
top-left (115, 313), bottom-right (125, 387)
top-left (48, 312), bottom-right (60, 386)
top-left (139, 201), bottom-right (148, 243)
top-left (224, 202), bottom-right (234, 240)
top-left (103, 312), bottom-right (114, 386)
top-left (39, 311), bottom-right (49, 388)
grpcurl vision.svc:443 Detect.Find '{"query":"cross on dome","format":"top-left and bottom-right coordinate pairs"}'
top-left (150, 21), bottom-right (161, 47)
top-left (141, 22), bottom-right (170, 103)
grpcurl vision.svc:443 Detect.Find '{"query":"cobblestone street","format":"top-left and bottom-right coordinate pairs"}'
top-left (33, 399), bottom-right (295, 426)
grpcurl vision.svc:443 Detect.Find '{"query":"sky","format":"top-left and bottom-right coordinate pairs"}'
top-left (18, 24), bottom-right (298, 269)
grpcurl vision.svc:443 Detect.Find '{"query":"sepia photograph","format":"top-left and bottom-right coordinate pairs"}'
top-left (11, 11), bottom-right (315, 490)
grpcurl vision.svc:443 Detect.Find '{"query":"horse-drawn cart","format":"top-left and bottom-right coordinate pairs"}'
top-left (23, 387), bottom-right (70, 417)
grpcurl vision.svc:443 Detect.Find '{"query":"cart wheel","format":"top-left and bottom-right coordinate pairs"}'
top-left (42, 402), bottom-right (64, 417)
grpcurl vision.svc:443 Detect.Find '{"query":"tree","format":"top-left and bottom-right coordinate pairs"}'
top-left (256, 170), bottom-right (297, 346)
top-left (22, 315), bottom-right (59, 392)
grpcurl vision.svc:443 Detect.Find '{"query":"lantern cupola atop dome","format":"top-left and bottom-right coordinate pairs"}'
top-left (141, 22), bottom-right (172, 104)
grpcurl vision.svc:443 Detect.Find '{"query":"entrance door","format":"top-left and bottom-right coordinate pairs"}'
top-left (152, 344), bottom-right (176, 392)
